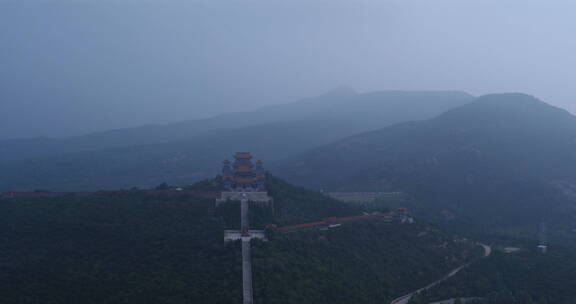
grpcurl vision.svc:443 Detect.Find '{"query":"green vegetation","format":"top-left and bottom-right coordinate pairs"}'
top-left (0, 192), bottom-right (242, 304)
top-left (412, 246), bottom-right (576, 304)
top-left (253, 221), bottom-right (477, 304)
top-left (266, 175), bottom-right (358, 225)
top-left (0, 177), bottom-right (478, 303)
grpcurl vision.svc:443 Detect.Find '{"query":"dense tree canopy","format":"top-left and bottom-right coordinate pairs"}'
top-left (0, 177), bottom-right (479, 303)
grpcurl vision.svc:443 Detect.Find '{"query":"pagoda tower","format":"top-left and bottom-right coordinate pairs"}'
top-left (217, 152), bottom-right (272, 204)
top-left (221, 152), bottom-right (267, 192)
top-left (232, 152), bottom-right (255, 191)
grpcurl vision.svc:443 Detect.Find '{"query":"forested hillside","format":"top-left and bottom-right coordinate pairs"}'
top-left (275, 94), bottom-right (576, 241)
top-left (0, 177), bottom-right (478, 304)
top-left (410, 244), bottom-right (576, 304)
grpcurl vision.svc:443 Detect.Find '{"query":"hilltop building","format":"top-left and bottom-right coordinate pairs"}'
top-left (222, 152), bottom-right (266, 192)
top-left (217, 152), bottom-right (272, 205)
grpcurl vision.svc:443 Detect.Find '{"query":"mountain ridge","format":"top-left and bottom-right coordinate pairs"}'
top-left (273, 93), bottom-right (576, 235)
top-left (0, 90), bottom-right (472, 161)
top-left (0, 90), bottom-right (473, 191)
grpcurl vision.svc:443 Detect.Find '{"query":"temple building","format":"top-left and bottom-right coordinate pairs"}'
top-left (217, 152), bottom-right (272, 205)
top-left (222, 152), bottom-right (266, 192)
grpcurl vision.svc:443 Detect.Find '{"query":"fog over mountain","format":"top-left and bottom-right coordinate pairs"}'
top-left (0, 89), bottom-right (471, 190)
top-left (275, 93), bottom-right (576, 239)
top-left (5, 1), bottom-right (576, 303)
top-left (2, 0), bottom-right (576, 139)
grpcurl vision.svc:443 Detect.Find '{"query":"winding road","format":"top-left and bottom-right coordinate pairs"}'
top-left (389, 243), bottom-right (491, 304)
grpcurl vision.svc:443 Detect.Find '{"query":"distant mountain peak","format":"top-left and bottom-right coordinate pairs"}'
top-left (319, 86), bottom-right (358, 99)
top-left (437, 93), bottom-right (573, 124)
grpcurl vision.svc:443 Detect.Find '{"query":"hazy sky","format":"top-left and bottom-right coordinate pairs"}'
top-left (1, 0), bottom-right (576, 139)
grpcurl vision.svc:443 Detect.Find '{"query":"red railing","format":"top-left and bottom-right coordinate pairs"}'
top-left (276, 212), bottom-right (397, 232)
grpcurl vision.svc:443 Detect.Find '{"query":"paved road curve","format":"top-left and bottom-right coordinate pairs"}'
top-left (389, 243), bottom-right (491, 304)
